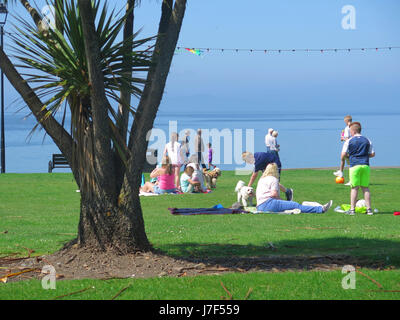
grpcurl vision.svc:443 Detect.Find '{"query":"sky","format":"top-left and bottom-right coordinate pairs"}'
top-left (0, 0), bottom-right (399, 172)
top-left (2, 0), bottom-right (400, 115)
top-left (157, 0), bottom-right (400, 115)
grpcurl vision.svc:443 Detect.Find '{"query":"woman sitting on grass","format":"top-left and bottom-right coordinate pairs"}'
top-left (256, 163), bottom-right (333, 213)
top-left (140, 156), bottom-right (177, 194)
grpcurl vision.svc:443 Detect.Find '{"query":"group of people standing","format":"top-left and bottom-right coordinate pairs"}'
top-left (265, 128), bottom-right (280, 152)
top-left (141, 129), bottom-right (214, 194)
top-left (333, 115), bottom-right (375, 215)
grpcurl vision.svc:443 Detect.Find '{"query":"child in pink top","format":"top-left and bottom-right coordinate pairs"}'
top-left (157, 173), bottom-right (175, 191)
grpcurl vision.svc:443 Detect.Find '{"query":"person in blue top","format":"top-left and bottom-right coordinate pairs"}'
top-left (341, 121), bottom-right (375, 215)
top-left (242, 151), bottom-right (293, 201)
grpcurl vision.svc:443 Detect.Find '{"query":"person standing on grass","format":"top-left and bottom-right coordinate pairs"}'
top-left (207, 142), bottom-right (216, 170)
top-left (194, 129), bottom-right (206, 169)
top-left (242, 151), bottom-right (293, 201)
top-left (265, 128), bottom-right (274, 152)
top-left (256, 163), bottom-right (333, 213)
top-left (341, 122), bottom-right (375, 215)
top-left (180, 138), bottom-right (190, 170)
top-left (184, 130), bottom-right (190, 159)
top-left (270, 130), bottom-right (280, 153)
top-left (334, 115), bottom-right (353, 185)
top-left (163, 132), bottom-right (182, 190)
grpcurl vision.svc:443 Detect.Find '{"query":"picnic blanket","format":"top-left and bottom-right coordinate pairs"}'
top-left (168, 207), bottom-right (246, 216)
top-left (139, 191), bottom-right (174, 197)
top-left (168, 205), bottom-right (301, 216)
top-left (140, 189), bottom-right (212, 197)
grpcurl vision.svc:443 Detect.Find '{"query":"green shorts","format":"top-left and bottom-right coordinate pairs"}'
top-left (349, 165), bottom-right (370, 188)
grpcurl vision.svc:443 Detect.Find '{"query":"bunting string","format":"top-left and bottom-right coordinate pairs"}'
top-left (176, 46), bottom-right (400, 56)
top-left (3, 32), bottom-right (399, 55)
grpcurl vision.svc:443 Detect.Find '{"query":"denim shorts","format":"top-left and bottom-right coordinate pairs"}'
top-left (153, 185), bottom-right (176, 194)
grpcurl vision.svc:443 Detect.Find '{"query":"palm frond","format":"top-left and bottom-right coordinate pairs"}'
top-left (11, 0), bottom-right (154, 124)
top-left (10, 0), bottom-right (155, 173)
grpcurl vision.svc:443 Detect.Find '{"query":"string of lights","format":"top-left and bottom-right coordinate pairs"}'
top-left (4, 31), bottom-right (399, 54)
top-left (176, 46), bottom-right (400, 56)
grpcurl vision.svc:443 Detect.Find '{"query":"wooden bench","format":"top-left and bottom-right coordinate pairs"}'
top-left (48, 149), bottom-right (158, 173)
top-left (48, 154), bottom-right (70, 173)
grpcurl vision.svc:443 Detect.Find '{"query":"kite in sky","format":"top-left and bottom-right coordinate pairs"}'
top-left (184, 48), bottom-right (203, 56)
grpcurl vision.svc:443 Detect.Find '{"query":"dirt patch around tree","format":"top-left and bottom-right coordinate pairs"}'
top-left (0, 245), bottom-right (387, 284)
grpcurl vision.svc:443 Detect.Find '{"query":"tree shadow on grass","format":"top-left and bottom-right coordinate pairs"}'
top-left (160, 237), bottom-right (400, 271)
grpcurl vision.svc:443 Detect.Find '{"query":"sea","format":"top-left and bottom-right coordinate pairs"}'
top-left (3, 107), bottom-right (400, 173)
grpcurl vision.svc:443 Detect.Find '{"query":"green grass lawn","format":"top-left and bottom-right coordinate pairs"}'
top-left (1, 169), bottom-right (400, 300)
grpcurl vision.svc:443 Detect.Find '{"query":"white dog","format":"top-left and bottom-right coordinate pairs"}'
top-left (235, 180), bottom-right (255, 207)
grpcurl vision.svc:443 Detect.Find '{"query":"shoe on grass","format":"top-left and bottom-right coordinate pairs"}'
top-left (344, 209), bottom-right (355, 216)
top-left (285, 188), bottom-right (293, 201)
top-left (333, 170), bottom-right (343, 177)
top-left (322, 200), bottom-right (333, 213)
top-left (367, 208), bottom-right (373, 216)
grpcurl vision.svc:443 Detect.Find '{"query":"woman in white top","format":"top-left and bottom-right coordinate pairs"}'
top-left (163, 132), bottom-right (182, 189)
top-left (264, 128), bottom-right (274, 151)
top-left (256, 163), bottom-right (332, 213)
top-left (270, 130), bottom-right (280, 152)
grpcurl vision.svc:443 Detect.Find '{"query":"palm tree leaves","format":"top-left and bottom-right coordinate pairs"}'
top-left (9, 0), bottom-right (154, 131)
top-left (8, 0), bottom-right (155, 175)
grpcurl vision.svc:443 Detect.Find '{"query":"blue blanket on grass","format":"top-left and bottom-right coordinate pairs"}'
top-left (168, 207), bottom-right (246, 216)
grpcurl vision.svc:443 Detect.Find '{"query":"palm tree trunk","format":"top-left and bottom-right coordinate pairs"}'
top-left (126, 0), bottom-right (187, 176)
top-left (78, 0), bottom-right (116, 200)
top-left (77, 185), bottom-right (151, 252)
top-left (127, 0), bottom-right (173, 151)
top-left (3, 0), bottom-right (187, 254)
top-left (77, 0), bottom-right (151, 252)
top-left (118, 0), bottom-right (135, 140)
top-left (114, 0), bottom-right (135, 191)
top-left (118, 0), bottom-right (186, 254)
